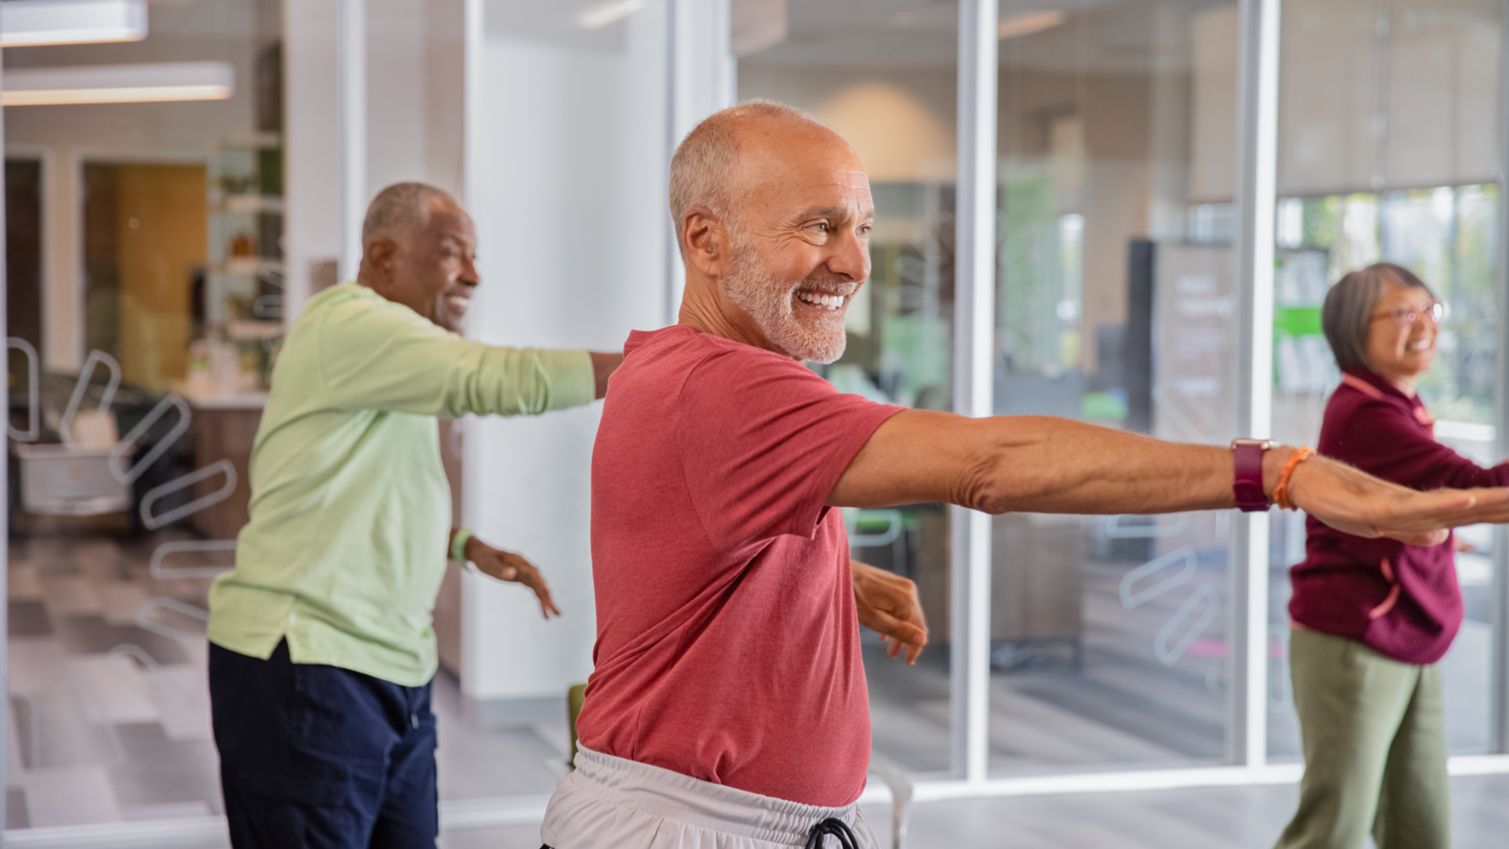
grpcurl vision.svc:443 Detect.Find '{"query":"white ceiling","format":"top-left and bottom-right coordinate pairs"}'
top-left (737, 0), bottom-right (1502, 75)
top-left (739, 0), bottom-right (1229, 74)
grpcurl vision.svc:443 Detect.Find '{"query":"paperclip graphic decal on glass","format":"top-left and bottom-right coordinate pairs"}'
top-left (6, 343), bottom-right (239, 826)
top-left (109, 394), bottom-right (192, 486)
top-left (139, 459), bottom-right (237, 531)
top-left (1155, 584), bottom-right (1219, 668)
top-left (59, 350), bottom-right (121, 446)
top-left (7, 337), bottom-right (40, 442)
top-left (250, 260), bottom-right (284, 320)
top-left (1102, 512), bottom-right (1191, 541)
top-left (150, 539), bottom-right (239, 581)
top-left (136, 597), bottom-right (212, 642)
top-left (1119, 547), bottom-right (1198, 609)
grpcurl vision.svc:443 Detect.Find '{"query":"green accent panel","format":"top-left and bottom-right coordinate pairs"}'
top-left (1274, 306), bottom-right (1322, 338)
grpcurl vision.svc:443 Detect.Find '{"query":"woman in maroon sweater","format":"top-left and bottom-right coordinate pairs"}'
top-left (1276, 263), bottom-right (1509, 849)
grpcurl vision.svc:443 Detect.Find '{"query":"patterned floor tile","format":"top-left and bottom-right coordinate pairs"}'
top-left (6, 601), bottom-right (51, 638)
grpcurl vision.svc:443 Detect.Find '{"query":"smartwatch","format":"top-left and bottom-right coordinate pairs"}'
top-left (1231, 438), bottom-right (1273, 512)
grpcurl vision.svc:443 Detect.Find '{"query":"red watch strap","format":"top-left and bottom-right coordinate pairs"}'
top-left (1231, 439), bottom-right (1270, 512)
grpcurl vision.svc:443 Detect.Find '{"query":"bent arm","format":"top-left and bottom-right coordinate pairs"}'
top-left (1358, 412), bottom-right (1509, 490)
top-left (851, 559), bottom-right (926, 664)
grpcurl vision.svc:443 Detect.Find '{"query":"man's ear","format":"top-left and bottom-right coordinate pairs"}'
top-left (365, 238), bottom-right (398, 288)
top-left (681, 206), bottom-right (729, 278)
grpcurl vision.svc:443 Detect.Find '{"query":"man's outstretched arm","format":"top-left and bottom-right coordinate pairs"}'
top-left (830, 410), bottom-right (1509, 546)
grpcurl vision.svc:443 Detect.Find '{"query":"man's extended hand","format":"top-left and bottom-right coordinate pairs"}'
top-left (1283, 452), bottom-right (1509, 546)
top-left (463, 537), bottom-right (562, 620)
top-left (852, 560), bottom-right (927, 665)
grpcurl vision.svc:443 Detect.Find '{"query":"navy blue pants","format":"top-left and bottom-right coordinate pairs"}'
top-left (209, 640), bottom-right (439, 849)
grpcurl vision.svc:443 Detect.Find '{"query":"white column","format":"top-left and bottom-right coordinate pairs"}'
top-left (0, 58), bottom-right (11, 831)
top-left (282, 0), bottom-right (344, 319)
top-left (951, 0), bottom-right (998, 784)
top-left (1231, 0), bottom-right (1282, 768)
top-left (338, 0), bottom-right (366, 285)
top-left (365, 0), bottom-right (427, 193)
top-left (1492, 0), bottom-right (1509, 756)
top-left (459, 1), bottom-right (672, 709)
top-left (666, 0), bottom-right (735, 322)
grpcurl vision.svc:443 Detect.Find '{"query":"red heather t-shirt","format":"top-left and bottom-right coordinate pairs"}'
top-left (575, 325), bottom-right (904, 807)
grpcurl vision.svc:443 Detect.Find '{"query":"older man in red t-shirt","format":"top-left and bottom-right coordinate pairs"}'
top-left (540, 102), bottom-right (1509, 849)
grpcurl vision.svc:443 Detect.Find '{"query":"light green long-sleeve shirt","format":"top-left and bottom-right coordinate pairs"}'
top-left (207, 282), bottom-right (595, 685)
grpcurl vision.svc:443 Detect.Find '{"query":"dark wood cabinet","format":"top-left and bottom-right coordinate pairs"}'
top-left (187, 398), bottom-right (264, 540)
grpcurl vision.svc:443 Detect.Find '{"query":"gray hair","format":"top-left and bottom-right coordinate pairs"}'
top-left (1321, 262), bottom-right (1435, 373)
top-left (361, 182), bottom-right (454, 248)
top-left (667, 99), bottom-right (821, 246)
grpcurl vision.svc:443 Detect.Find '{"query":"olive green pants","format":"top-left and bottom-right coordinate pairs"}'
top-left (1275, 628), bottom-right (1450, 849)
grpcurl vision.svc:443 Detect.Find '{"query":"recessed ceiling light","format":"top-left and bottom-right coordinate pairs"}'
top-left (0, 0), bottom-right (148, 48)
top-left (999, 10), bottom-right (1068, 40)
top-left (2, 62), bottom-right (235, 107)
top-left (576, 0), bottom-right (645, 30)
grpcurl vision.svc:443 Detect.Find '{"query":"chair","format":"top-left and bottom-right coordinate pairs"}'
top-left (565, 682), bottom-right (587, 770)
top-left (868, 751), bottom-right (914, 849)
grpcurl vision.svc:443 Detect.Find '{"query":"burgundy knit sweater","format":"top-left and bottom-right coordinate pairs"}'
top-left (1290, 368), bottom-right (1509, 664)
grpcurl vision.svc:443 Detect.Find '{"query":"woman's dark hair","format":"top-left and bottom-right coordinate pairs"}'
top-left (1321, 262), bottom-right (1436, 372)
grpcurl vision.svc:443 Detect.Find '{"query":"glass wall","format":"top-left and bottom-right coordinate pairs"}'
top-left (988, 0), bottom-right (1242, 773)
top-left (3, 0), bottom-right (1508, 842)
top-left (3, 0), bottom-right (677, 831)
top-left (728, 0), bottom-right (1507, 784)
top-left (1266, 0), bottom-right (1503, 760)
top-left (3, 0), bottom-right (282, 828)
top-left (734, 0), bottom-right (960, 775)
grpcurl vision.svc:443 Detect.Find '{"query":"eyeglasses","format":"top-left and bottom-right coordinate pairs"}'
top-left (1370, 301), bottom-right (1447, 327)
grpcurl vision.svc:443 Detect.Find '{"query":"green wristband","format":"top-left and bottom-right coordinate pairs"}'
top-left (450, 527), bottom-right (474, 563)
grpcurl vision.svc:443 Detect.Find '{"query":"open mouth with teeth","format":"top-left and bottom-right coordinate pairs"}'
top-left (794, 289), bottom-right (849, 312)
top-left (1407, 339), bottom-right (1432, 352)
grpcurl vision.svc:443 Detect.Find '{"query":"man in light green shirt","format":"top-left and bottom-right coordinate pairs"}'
top-left (206, 182), bottom-right (618, 849)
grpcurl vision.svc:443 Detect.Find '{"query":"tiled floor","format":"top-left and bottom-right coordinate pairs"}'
top-left (4, 528), bottom-right (1504, 845)
top-left (4, 530), bottom-right (570, 829)
top-left (7, 532), bottom-right (226, 827)
top-left (861, 552), bottom-right (1497, 776)
top-left (437, 772), bottom-right (1509, 848)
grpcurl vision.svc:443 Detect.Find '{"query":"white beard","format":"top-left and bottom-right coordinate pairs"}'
top-left (723, 238), bottom-right (849, 365)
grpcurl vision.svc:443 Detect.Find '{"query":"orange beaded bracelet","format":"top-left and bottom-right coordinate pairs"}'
top-left (1271, 446), bottom-right (1315, 511)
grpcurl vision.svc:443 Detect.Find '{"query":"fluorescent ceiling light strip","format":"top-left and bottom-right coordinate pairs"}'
top-left (576, 0), bottom-right (645, 30)
top-left (3, 86), bottom-right (231, 107)
top-left (998, 10), bottom-right (1068, 40)
top-left (0, 0), bottom-right (148, 48)
top-left (1, 62), bottom-right (234, 107)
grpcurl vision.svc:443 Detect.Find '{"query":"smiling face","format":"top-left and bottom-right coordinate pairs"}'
top-left (718, 129), bottom-right (875, 364)
top-left (1364, 278), bottom-right (1439, 387)
top-left (366, 196), bottom-right (479, 333)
